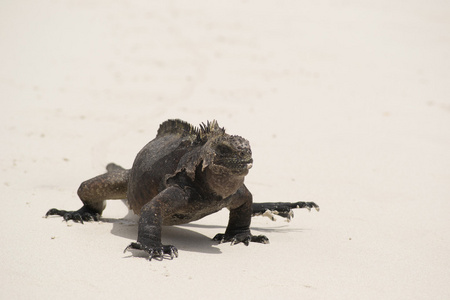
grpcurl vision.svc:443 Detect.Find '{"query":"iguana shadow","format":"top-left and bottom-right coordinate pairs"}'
top-left (107, 216), bottom-right (223, 255)
top-left (107, 212), bottom-right (308, 256)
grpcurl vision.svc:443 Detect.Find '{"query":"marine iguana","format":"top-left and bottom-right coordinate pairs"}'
top-left (46, 119), bottom-right (319, 260)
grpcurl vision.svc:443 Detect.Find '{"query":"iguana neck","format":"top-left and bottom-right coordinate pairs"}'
top-left (203, 164), bottom-right (247, 199)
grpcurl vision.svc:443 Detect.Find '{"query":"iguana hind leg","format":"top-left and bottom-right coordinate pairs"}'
top-left (46, 163), bottom-right (129, 223)
top-left (252, 201), bottom-right (320, 221)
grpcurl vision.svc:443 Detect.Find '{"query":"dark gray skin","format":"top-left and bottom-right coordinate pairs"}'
top-left (46, 119), bottom-right (319, 260)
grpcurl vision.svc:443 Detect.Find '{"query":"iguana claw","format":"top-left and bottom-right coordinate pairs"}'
top-left (46, 208), bottom-right (100, 224)
top-left (213, 233), bottom-right (269, 245)
top-left (252, 201), bottom-right (320, 221)
top-left (124, 242), bottom-right (178, 260)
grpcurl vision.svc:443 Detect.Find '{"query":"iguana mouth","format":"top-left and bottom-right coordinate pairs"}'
top-left (237, 159), bottom-right (253, 170)
top-left (215, 158), bottom-right (253, 171)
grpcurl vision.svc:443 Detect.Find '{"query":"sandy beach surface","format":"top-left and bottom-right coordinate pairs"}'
top-left (1, 1), bottom-right (449, 299)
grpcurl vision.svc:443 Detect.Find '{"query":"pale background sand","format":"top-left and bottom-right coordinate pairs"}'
top-left (1, 1), bottom-right (449, 299)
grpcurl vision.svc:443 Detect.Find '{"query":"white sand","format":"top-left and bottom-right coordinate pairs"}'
top-left (1, 1), bottom-right (449, 299)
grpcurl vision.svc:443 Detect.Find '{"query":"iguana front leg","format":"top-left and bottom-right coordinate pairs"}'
top-left (124, 186), bottom-right (188, 260)
top-left (252, 201), bottom-right (320, 221)
top-left (213, 185), bottom-right (269, 245)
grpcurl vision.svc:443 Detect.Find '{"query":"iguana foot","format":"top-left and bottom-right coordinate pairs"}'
top-left (294, 201), bottom-right (320, 211)
top-left (45, 206), bottom-right (101, 224)
top-left (252, 201), bottom-right (320, 221)
top-left (213, 233), bottom-right (269, 246)
top-left (124, 242), bottom-right (178, 261)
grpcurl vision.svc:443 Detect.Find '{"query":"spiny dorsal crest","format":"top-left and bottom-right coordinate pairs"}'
top-left (157, 119), bottom-right (198, 138)
top-left (157, 119), bottom-right (225, 143)
top-left (198, 120), bottom-right (225, 141)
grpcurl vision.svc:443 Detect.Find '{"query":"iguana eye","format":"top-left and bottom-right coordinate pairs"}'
top-left (216, 144), bottom-right (233, 154)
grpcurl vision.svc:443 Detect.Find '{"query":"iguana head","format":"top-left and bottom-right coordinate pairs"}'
top-left (169, 119), bottom-right (253, 197)
top-left (198, 122), bottom-right (253, 198)
top-left (195, 120), bottom-right (253, 176)
top-left (209, 135), bottom-right (253, 175)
